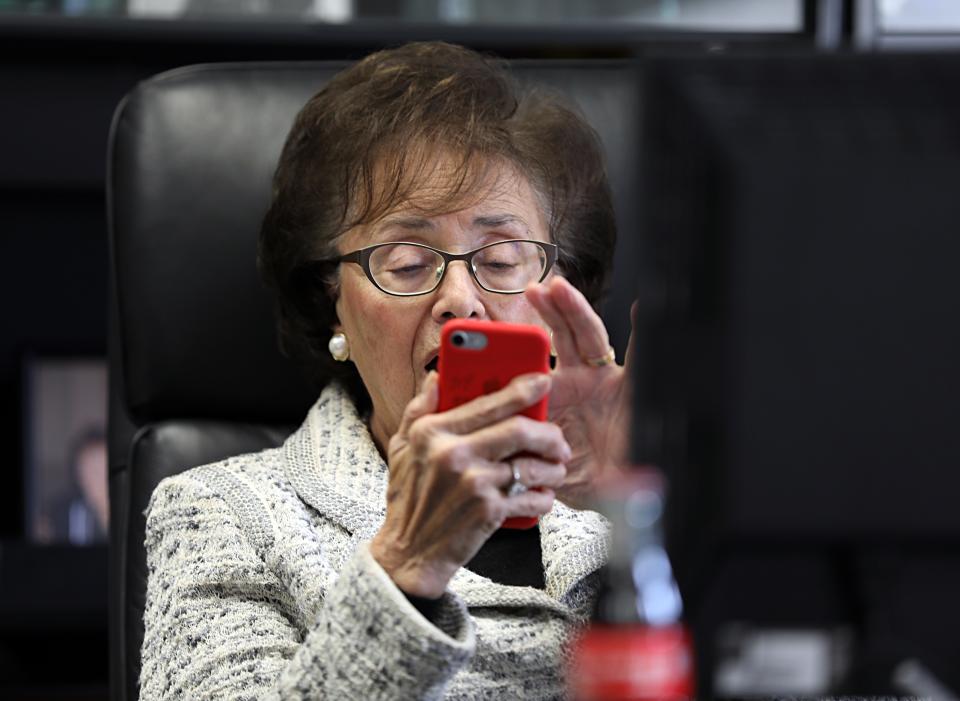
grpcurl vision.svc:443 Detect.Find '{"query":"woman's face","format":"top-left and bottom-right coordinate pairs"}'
top-left (334, 162), bottom-right (553, 450)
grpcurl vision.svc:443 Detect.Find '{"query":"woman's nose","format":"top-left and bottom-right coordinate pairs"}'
top-left (431, 261), bottom-right (487, 321)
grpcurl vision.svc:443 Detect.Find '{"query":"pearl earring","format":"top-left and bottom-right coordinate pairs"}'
top-left (328, 332), bottom-right (350, 362)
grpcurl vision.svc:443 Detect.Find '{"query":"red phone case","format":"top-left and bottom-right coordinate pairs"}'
top-left (438, 319), bottom-right (551, 529)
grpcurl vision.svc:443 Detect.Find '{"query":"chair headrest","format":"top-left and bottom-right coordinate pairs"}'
top-left (108, 64), bottom-right (346, 423)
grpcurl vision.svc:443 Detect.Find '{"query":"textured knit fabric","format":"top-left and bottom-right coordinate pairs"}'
top-left (140, 383), bottom-right (610, 700)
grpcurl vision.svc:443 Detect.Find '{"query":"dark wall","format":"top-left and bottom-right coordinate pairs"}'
top-left (0, 58), bottom-right (135, 536)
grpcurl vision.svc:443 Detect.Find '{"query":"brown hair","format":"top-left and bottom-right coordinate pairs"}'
top-left (259, 41), bottom-right (616, 409)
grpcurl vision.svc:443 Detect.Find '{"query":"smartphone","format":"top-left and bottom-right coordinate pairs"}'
top-left (438, 319), bottom-right (551, 529)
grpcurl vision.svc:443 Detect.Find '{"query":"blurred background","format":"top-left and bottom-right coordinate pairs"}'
top-left (2, 0), bottom-right (960, 699)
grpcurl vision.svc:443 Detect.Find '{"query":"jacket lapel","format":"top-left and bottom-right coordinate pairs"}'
top-left (282, 384), bottom-right (387, 544)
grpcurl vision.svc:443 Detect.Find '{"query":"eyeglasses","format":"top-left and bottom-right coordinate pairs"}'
top-left (336, 239), bottom-right (559, 297)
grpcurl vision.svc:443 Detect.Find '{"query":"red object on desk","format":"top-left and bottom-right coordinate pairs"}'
top-left (568, 623), bottom-right (694, 701)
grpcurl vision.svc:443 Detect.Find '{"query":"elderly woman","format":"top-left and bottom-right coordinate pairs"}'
top-left (140, 42), bottom-right (629, 700)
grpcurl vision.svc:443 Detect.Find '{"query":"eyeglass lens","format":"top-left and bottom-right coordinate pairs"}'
top-left (367, 241), bottom-right (548, 295)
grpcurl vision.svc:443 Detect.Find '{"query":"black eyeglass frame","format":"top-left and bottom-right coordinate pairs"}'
top-left (336, 239), bottom-right (560, 297)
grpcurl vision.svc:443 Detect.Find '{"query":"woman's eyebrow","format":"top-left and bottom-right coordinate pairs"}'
top-left (381, 216), bottom-right (436, 231)
top-left (369, 217), bottom-right (435, 243)
top-left (371, 214), bottom-right (524, 242)
top-left (473, 214), bottom-right (524, 229)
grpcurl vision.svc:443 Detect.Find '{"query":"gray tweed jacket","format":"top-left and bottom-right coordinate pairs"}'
top-left (139, 383), bottom-right (610, 700)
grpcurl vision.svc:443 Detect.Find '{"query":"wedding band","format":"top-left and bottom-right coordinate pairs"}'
top-left (584, 345), bottom-right (616, 367)
top-left (506, 462), bottom-right (526, 497)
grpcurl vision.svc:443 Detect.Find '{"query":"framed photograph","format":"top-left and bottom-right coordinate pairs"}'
top-left (23, 356), bottom-right (108, 545)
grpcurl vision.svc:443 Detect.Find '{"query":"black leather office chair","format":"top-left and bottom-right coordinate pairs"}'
top-left (106, 58), bottom-right (639, 701)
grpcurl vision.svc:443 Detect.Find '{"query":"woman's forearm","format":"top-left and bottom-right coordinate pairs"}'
top-left (140, 474), bottom-right (475, 700)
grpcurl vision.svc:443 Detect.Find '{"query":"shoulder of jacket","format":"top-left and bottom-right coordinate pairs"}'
top-left (148, 446), bottom-right (292, 551)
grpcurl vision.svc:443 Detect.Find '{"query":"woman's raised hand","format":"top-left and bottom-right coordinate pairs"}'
top-left (525, 277), bottom-right (635, 510)
top-left (370, 372), bottom-right (570, 599)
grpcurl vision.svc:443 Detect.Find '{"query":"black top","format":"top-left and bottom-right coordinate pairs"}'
top-left (466, 524), bottom-right (545, 589)
top-left (405, 525), bottom-right (545, 619)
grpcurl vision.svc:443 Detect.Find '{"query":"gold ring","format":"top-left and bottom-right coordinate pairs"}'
top-left (584, 346), bottom-right (616, 367)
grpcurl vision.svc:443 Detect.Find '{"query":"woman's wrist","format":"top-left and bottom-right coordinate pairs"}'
top-left (370, 532), bottom-right (454, 599)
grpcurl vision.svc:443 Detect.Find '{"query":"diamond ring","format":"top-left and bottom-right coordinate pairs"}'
top-left (506, 462), bottom-right (526, 497)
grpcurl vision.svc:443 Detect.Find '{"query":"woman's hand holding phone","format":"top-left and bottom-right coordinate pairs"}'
top-left (369, 370), bottom-right (570, 599)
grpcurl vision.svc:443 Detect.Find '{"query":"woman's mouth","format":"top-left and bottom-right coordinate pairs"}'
top-left (424, 356), bottom-right (439, 373)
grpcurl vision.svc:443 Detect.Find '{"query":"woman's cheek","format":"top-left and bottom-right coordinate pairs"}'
top-left (497, 295), bottom-right (543, 326)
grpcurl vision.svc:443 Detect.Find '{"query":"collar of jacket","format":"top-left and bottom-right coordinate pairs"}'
top-left (282, 383), bottom-right (610, 617)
